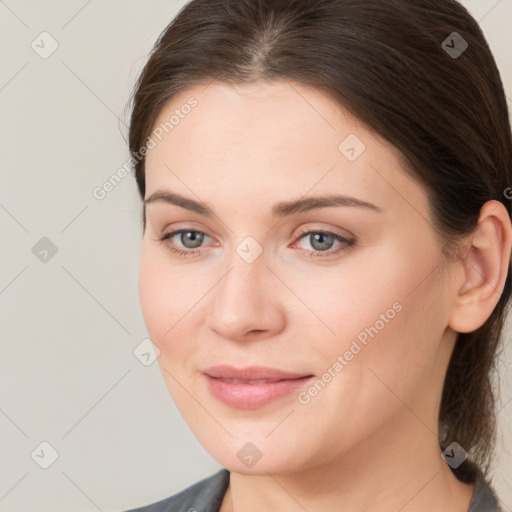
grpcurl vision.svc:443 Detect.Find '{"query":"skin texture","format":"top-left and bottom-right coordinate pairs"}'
top-left (138, 80), bottom-right (511, 512)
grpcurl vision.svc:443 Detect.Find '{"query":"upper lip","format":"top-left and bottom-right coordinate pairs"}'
top-left (203, 365), bottom-right (312, 382)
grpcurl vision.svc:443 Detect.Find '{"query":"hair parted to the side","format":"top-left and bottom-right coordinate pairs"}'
top-left (128, 0), bottom-right (512, 482)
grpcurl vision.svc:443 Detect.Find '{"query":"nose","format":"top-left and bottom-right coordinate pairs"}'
top-left (205, 252), bottom-right (286, 342)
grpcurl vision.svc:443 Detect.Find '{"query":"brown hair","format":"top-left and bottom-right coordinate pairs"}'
top-left (128, 0), bottom-right (512, 482)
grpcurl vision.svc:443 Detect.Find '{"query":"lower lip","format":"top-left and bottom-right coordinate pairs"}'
top-left (204, 374), bottom-right (314, 409)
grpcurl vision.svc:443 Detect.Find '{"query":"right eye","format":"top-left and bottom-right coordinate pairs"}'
top-left (154, 229), bottom-right (213, 257)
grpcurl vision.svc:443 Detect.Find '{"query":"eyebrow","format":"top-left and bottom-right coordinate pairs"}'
top-left (144, 189), bottom-right (383, 217)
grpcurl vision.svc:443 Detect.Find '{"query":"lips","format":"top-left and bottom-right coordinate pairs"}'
top-left (203, 365), bottom-right (311, 382)
top-left (203, 365), bottom-right (314, 409)
top-left (216, 378), bottom-right (281, 384)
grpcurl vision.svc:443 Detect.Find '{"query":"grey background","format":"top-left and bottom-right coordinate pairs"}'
top-left (0, 1), bottom-right (511, 510)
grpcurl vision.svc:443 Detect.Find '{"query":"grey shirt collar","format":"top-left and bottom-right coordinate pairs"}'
top-left (126, 467), bottom-right (502, 511)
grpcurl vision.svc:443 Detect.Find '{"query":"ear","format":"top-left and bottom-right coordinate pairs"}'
top-left (448, 200), bottom-right (512, 334)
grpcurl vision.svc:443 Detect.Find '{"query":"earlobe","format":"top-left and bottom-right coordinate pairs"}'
top-left (448, 200), bottom-right (512, 334)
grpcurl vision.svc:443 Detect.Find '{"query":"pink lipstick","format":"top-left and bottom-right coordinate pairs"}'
top-left (203, 365), bottom-right (314, 409)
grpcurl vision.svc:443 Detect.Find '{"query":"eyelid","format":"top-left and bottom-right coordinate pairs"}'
top-left (157, 221), bottom-right (217, 241)
top-left (292, 224), bottom-right (354, 241)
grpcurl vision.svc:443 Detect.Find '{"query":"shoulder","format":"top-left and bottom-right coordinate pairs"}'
top-left (124, 468), bottom-right (230, 512)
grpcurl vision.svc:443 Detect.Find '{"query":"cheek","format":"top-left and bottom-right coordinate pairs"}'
top-left (138, 248), bottom-right (191, 345)
top-left (297, 245), bottom-right (446, 389)
top-left (138, 246), bottom-right (212, 366)
top-left (329, 280), bottom-right (445, 415)
top-left (281, 257), bottom-right (402, 354)
top-left (138, 251), bottom-right (167, 338)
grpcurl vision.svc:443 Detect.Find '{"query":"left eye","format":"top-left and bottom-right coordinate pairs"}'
top-left (294, 230), bottom-right (355, 255)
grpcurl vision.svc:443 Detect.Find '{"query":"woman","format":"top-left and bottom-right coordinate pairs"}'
top-left (125, 0), bottom-right (511, 510)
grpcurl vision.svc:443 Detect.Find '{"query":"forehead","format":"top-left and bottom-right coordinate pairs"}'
top-left (144, 80), bottom-right (429, 220)
top-left (149, 79), bottom-right (364, 152)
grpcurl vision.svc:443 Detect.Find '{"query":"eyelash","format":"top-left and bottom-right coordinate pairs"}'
top-left (154, 228), bottom-right (356, 259)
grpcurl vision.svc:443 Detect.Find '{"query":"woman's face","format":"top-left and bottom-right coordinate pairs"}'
top-left (138, 80), bottom-right (460, 474)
